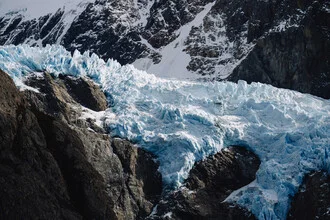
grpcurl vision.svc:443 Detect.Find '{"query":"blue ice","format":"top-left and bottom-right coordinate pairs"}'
top-left (1, 44), bottom-right (330, 220)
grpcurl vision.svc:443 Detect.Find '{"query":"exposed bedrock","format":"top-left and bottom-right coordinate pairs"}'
top-left (2, 68), bottom-right (329, 220)
top-left (288, 171), bottom-right (330, 220)
top-left (149, 146), bottom-right (260, 219)
top-left (227, 0), bottom-right (330, 99)
top-left (0, 70), bottom-right (162, 220)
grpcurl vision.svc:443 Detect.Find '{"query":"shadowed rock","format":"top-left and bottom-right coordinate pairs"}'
top-left (288, 171), bottom-right (330, 220)
top-left (0, 70), bottom-right (162, 220)
top-left (59, 74), bottom-right (107, 111)
top-left (150, 146), bottom-right (260, 220)
top-left (228, 0), bottom-right (330, 99)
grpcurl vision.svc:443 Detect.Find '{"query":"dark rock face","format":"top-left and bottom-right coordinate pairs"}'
top-left (59, 74), bottom-right (107, 111)
top-left (111, 139), bottom-right (162, 219)
top-left (34, 113), bottom-right (115, 220)
top-left (0, 70), bottom-right (83, 219)
top-left (61, 0), bottom-right (147, 64)
top-left (0, 70), bottom-right (260, 220)
top-left (0, 70), bottom-right (162, 220)
top-left (150, 146), bottom-right (260, 219)
top-left (228, 0), bottom-right (330, 99)
top-left (61, 0), bottom-right (213, 64)
top-left (288, 171), bottom-right (330, 220)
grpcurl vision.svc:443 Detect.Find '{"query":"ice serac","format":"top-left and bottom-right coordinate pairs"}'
top-left (1, 44), bottom-right (330, 220)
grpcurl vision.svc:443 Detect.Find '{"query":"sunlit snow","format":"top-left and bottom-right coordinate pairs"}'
top-left (0, 0), bottom-right (95, 20)
top-left (133, 2), bottom-right (215, 79)
top-left (0, 44), bottom-right (329, 220)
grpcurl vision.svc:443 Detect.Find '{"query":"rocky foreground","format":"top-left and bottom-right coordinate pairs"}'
top-left (0, 70), bottom-right (161, 219)
top-left (0, 70), bottom-right (329, 219)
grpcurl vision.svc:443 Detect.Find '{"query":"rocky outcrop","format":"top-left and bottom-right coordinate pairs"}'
top-left (111, 139), bottom-right (162, 219)
top-left (228, 0), bottom-right (330, 99)
top-left (288, 171), bottom-right (330, 220)
top-left (0, 70), bottom-right (162, 220)
top-left (150, 146), bottom-right (260, 219)
top-left (59, 74), bottom-right (107, 111)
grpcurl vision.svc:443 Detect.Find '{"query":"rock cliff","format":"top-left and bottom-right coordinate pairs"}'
top-left (149, 146), bottom-right (260, 219)
top-left (0, 70), bottom-right (162, 220)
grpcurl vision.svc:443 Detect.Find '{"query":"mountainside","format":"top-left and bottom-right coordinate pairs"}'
top-left (1, 44), bottom-right (330, 220)
top-left (0, 0), bottom-right (330, 219)
top-left (0, 0), bottom-right (329, 97)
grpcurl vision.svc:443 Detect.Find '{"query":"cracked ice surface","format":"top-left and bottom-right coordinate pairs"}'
top-left (1, 44), bottom-right (330, 220)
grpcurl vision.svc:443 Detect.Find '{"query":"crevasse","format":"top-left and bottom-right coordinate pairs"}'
top-left (1, 44), bottom-right (330, 220)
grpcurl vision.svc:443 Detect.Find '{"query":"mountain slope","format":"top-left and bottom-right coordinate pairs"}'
top-left (1, 44), bottom-right (330, 220)
top-left (0, 0), bottom-right (329, 98)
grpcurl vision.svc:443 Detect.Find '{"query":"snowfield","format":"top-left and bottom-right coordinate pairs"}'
top-left (0, 0), bottom-right (95, 20)
top-left (1, 44), bottom-right (330, 220)
top-left (133, 2), bottom-right (216, 79)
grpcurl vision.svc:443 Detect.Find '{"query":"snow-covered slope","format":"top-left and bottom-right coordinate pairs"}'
top-left (0, 0), bottom-right (95, 20)
top-left (1, 44), bottom-right (330, 220)
top-left (132, 2), bottom-right (218, 79)
top-left (0, 0), bottom-right (95, 47)
top-left (0, 0), bottom-right (253, 79)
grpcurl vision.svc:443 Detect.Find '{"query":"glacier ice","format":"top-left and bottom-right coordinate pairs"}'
top-left (1, 44), bottom-right (330, 220)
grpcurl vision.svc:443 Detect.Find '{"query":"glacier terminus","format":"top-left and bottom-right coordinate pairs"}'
top-left (0, 44), bottom-right (329, 220)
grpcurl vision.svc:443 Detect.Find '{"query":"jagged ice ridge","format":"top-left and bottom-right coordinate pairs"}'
top-left (0, 44), bottom-right (330, 220)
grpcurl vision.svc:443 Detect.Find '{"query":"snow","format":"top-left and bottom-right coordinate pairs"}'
top-left (133, 0), bottom-right (154, 27)
top-left (133, 3), bottom-right (254, 81)
top-left (163, 212), bottom-right (173, 218)
top-left (269, 10), bottom-right (306, 33)
top-left (55, 3), bottom-right (92, 45)
top-left (271, 19), bottom-right (300, 32)
top-left (0, 0), bottom-right (95, 46)
top-left (0, 0), bottom-right (95, 20)
top-left (133, 2), bottom-right (215, 80)
top-left (78, 106), bottom-right (109, 129)
top-left (1, 44), bottom-right (330, 220)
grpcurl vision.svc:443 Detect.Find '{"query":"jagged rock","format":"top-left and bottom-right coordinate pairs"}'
top-left (150, 146), bottom-right (260, 219)
top-left (0, 70), bottom-right (162, 220)
top-left (34, 112), bottom-right (115, 219)
top-left (112, 139), bottom-right (162, 219)
top-left (228, 0), bottom-right (330, 99)
top-left (0, 70), bottom-right (83, 219)
top-left (59, 74), bottom-right (107, 111)
top-left (288, 171), bottom-right (330, 220)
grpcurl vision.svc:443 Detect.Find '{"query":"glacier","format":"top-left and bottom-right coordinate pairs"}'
top-left (1, 44), bottom-right (330, 220)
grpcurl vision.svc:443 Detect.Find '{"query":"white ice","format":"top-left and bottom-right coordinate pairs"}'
top-left (0, 44), bottom-right (330, 220)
